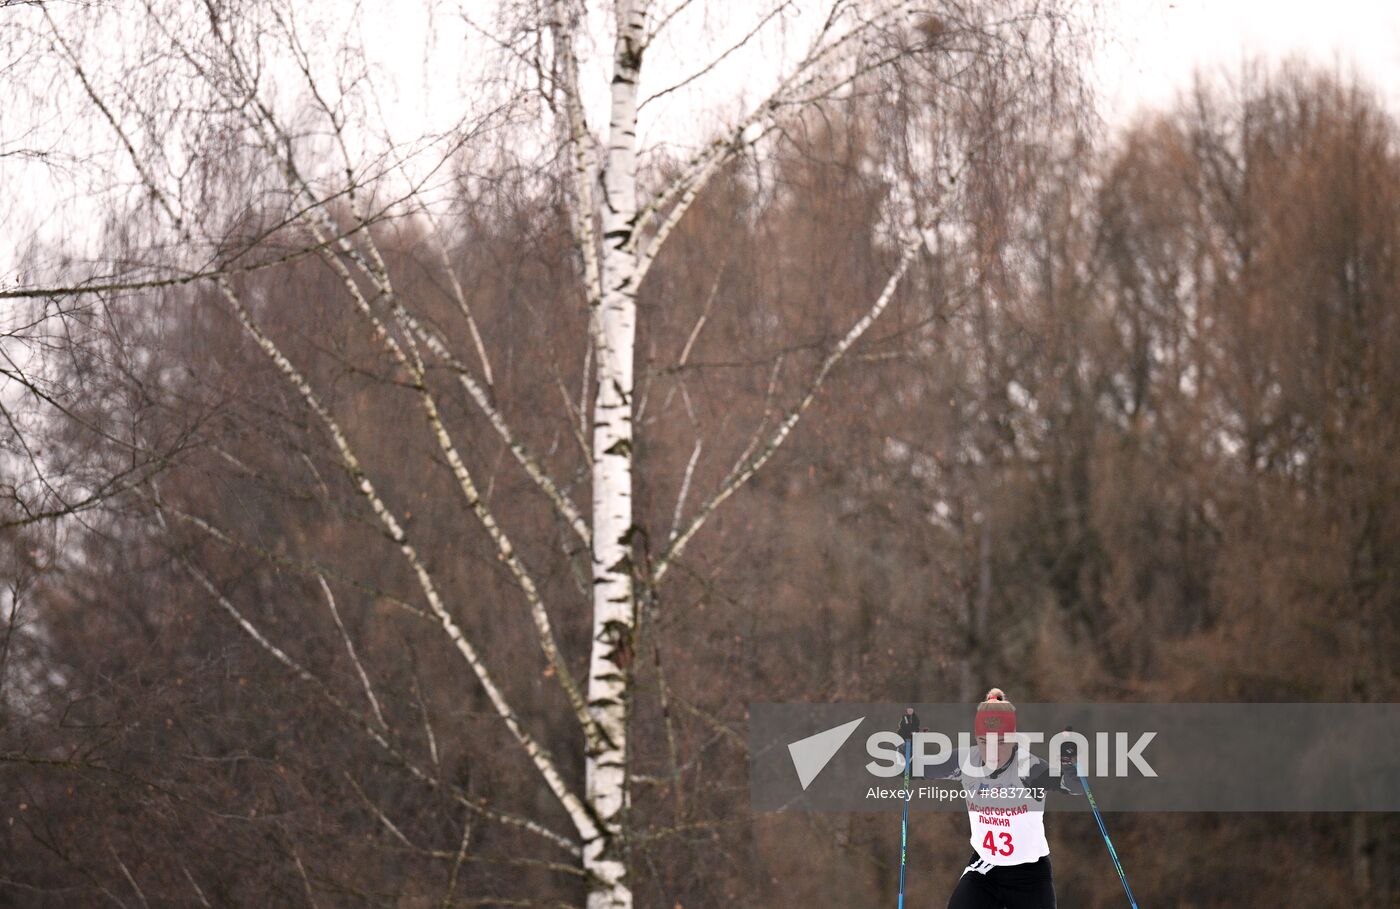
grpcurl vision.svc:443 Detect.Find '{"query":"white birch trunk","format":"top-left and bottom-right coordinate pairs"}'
top-left (584, 3), bottom-right (647, 906)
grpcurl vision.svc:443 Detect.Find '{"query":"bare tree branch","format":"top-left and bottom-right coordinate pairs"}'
top-left (654, 233), bottom-right (925, 583)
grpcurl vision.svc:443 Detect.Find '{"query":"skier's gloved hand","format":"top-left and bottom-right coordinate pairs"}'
top-left (1056, 731), bottom-right (1085, 795)
top-left (1059, 734), bottom-right (1078, 774)
top-left (897, 707), bottom-right (919, 739)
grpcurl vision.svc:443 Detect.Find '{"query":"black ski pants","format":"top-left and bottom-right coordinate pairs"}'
top-left (946, 854), bottom-right (1056, 909)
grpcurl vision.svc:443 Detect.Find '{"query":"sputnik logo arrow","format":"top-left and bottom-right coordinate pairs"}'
top-left (788, 716), bottom-right (865, 790)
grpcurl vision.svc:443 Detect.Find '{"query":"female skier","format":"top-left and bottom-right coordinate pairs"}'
top-left (914, 688), bottom-right (1081, 909)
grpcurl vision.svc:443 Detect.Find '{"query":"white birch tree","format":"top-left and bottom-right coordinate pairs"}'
top-left (1, 1), bottom-right (1087, 904)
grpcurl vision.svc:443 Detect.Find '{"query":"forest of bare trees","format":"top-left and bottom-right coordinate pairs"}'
top-left (2, 0), bottom-right (1397, 906)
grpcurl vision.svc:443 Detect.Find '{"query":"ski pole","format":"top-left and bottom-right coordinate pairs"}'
top-left (1079, 770), bottom-right (1140, 908)
top-left (898, 737), bottom-right (911, 909)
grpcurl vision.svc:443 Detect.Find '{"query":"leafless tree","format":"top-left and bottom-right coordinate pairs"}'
top-left (2, 1), bottom-right (1090, 905)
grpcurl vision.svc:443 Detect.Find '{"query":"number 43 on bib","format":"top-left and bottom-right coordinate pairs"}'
top-left (982, 831), bottom-right (1015, 856)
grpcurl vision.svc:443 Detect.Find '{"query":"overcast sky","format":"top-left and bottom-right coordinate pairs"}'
top-left (6, 0), bottom-right (1400, 281)
top-left (623, 0), bottom-right (1400, 152)
top-left (1097, 0), bottom-right (1400, 122)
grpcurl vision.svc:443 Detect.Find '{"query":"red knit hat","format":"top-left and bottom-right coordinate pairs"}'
top-left (975, 688), bottom-right (1016, 737)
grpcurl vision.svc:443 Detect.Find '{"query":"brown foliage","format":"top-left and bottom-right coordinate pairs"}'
top-left (4, 63), bottom-right (1399, 907)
